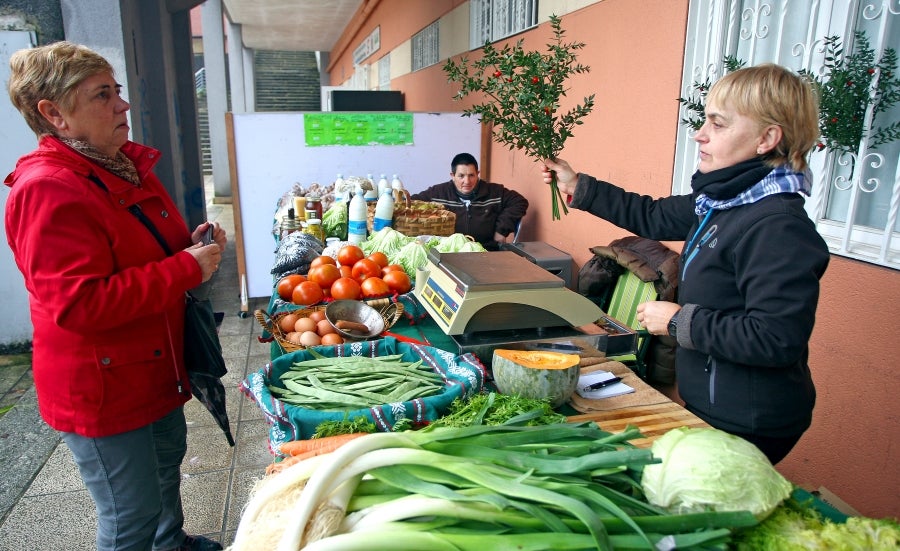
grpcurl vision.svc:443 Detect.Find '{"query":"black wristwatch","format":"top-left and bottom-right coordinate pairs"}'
top-left (667, 318), bottom-right (677, 338)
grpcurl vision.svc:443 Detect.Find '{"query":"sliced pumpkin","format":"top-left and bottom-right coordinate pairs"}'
top-left (493, 349), bottom-right (579, 370)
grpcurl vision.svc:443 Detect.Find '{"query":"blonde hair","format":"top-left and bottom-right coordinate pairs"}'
top-left (7, 41), bottom-right (114, 137)
top-left (707, 63), bottom-right (819, 172)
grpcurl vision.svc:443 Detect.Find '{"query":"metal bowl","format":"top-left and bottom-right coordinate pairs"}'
top-left (325, 300), bottom-right (386, 340)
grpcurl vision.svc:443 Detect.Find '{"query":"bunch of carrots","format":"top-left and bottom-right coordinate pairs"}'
top-left (266, 433), bottom-right (368, 476)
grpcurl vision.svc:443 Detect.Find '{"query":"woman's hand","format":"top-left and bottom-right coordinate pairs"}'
top-left (185, 242), bottom-right (222, 283)
top-left (636, 301), bottom-right (682, 336)
top-left (540, 158), bottom-right (579, 196)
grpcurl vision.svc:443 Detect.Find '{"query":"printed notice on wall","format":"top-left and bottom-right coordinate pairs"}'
top-left (304, 113), bottom-right (414, 146)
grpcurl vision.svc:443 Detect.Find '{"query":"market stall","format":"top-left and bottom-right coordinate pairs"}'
top-left (234, 191), bottom-right (891, 550)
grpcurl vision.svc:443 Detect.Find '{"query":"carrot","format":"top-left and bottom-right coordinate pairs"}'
top-left (278, 432), bottom-right (370, 457)
top-left (267, 433), bottom-right (370, 477)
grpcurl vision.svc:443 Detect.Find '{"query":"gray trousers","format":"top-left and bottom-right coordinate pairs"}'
top-left (61, 406), bottom-right (187, 551)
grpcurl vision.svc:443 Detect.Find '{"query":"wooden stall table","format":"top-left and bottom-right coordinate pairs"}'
top-left (565, 353), bottom-right (709, 449)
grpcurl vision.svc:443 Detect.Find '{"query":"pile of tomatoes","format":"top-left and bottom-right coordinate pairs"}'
top-left (276, 244), bottom-right (412, 306)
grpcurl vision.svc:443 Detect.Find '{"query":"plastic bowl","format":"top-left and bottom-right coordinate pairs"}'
top-left (325, 300), bottom-right (386, 340)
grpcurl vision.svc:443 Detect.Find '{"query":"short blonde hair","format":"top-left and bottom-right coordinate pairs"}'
top-left (7, 41), bottom-right (114, 137)
top-left (707, 63), bottom-right (819, 172)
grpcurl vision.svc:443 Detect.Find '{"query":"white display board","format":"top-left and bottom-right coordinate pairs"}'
top-left (230, 112), bottom-right (482, 298)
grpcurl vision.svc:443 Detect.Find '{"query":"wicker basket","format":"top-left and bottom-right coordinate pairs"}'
top-left (367, 190), bottom-right (456, 236)
top-left (255, 298), bottom-right (404, 354)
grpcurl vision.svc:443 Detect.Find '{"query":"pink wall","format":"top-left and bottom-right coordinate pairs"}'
top-left (330, 0), bottom-right (900, 518)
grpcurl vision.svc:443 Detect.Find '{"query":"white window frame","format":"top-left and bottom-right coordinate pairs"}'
top-left (378, 54), bottom-right (391, 90)
top-left (676, 0), bottom-right (900, 270)
top-left (470, 0), bottom-right (539, 49)
top-left (412, 21), bottom-right (440, 71)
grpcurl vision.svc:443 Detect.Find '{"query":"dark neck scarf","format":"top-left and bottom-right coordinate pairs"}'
top-left (690, 158), bottom-right (772, 200)
top-left (59, 137), bottom-right (141, 187)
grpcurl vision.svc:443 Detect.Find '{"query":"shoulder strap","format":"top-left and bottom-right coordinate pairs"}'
top-left (88, 174), bottom-right (173, 256)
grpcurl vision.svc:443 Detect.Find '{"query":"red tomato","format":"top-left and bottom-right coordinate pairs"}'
top-left (366, 251), bottom-right (389, 268)
top-left (337, 245), bottom-right (365, 267)
top-left (382, 270), bottom-right (412, 294)
top-left (310, 255), bottom-right (337, 269)
top-left (309, 263), bottom-right (341, 289)
top-left (381, 264), bottom-right (405, 276)
top-left (291, 281), bottom-right (324, 306)
top-left (352, 258), bottom-right (382, 281)
top-left (361, 276), bottom-right (391, 299)
top-left (330, 277), bottom-right (361, 301)
top-left (339, 265), bottom-right (353, 278)
top-left (276, 274), bottom-right (306, 301)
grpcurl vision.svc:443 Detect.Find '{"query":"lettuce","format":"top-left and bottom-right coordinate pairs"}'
top-left (640, 427), bottom-right (793, 520)
top-left (733, 498), bottom-right (900, 550)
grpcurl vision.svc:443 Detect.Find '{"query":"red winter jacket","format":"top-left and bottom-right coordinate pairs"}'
top-left (4, 136), bottom-right (202, 437)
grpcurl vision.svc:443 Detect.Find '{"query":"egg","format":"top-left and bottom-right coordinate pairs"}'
top-left (298, 331), bottom-right (321, 347)
top-left (316, 319), bottom-right (337, 336)
top-left (285, 331), bottom-right (303, 345)
top-left (308, 310), bottom-right (326, 323)
top-left (279, 313), bottom-right (300, 333)
top-left (320, 333), bottom-right (344, 345)
top-left (294, 317), bottom-right (318, 334)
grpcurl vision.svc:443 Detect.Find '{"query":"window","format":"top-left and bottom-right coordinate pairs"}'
top-left (470, 0), bottom-right (538, 49)
top-left (676, 1), bottom-right (900, 269)
top-left (378, 54), bottom-right (391, 90)
top-left (412, 22), bottom-right (439, 71)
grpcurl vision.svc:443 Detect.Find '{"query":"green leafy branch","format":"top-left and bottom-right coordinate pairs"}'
top-left (677, 56), bottom-right (746, 131)
top-left (801, 33), bottom-right (900, 156)
top-left (443, 14), bottom-right (595, 220)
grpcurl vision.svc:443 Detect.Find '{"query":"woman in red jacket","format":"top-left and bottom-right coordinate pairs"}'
top-left (5, 42), bottom-right (225, 551)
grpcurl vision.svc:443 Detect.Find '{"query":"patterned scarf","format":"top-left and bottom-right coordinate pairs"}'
top-left (60, 137), bottom-right (141, 187)
top-left (692, 159), bottom-right (811, 215)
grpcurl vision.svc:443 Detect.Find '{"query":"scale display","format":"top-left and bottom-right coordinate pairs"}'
top-left (414, 250), bottom-right (604, 335)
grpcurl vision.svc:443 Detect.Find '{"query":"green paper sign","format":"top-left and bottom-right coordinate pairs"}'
top-left (304, 113), bottom-right (413, 146)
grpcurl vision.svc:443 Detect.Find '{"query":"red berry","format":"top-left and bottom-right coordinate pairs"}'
top-left (493, 71), bottom-right (502, 78)
top-left (531, 76), bottom-right (540, 84)
top-left (831, 117), bottom-right (838, 123)
top-left (868, 68), bottom-right (875, 74)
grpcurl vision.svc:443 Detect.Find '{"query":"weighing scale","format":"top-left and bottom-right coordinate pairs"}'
top-left (415, 250), bottom-right (602, 334)
top-left (413, 250), bottom-right (636, 363)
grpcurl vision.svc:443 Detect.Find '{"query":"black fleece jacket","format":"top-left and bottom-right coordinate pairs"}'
top-left (570, 167), bottom-right (829, 438)
top-left (411, 180), bottom-right (528, 247)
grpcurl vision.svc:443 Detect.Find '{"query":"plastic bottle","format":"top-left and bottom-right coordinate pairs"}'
top-left (334, 174), bottom-right (346, 202)
top-left (373, 187), bottom-right (395, 232)
top-left (364, 174), bottom-right (379, 203)
top-left (391, 173), bottom-right (405, 202)
top-left (377, 174), bottom-right (390, 197)
top-left (347, 183), bottom-right (368, 244)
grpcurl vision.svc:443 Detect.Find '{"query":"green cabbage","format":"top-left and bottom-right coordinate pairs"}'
top-left (361, 227), bottom-right (415, 258)
top-left (322, 202), bottom-right (348, 240)
top-left (640, 427), bottom-right (793, 520)
top-left (395, 241), bottom-right (430, 275)
top-left (436, 233), bottom-right (486, 253)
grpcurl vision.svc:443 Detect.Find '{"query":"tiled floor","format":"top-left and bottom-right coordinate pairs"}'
top-left (0, 180), bottom-right (274, 549)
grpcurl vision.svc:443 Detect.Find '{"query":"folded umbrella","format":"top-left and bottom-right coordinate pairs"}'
top-left (184, 293), bottom-right (235, 446)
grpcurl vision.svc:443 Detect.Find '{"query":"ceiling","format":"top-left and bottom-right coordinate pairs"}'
top-left (221, 0), bottom-right (363, 52)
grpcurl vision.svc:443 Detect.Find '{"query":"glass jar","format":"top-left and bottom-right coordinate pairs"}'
top-left (280, 208), bottom-right (301, 239)
top-left (305, 196), bottom-right (323, 220)
top-left (305, 218), bottom-right (325, 243)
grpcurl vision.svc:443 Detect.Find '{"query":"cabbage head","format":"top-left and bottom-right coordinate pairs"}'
top-left (640, 427), bottom-right (793, 520)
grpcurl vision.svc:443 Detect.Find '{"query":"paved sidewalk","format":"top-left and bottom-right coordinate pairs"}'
top-left (0, 182), bottom-right (273, 549)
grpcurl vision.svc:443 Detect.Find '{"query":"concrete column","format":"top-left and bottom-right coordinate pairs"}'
top-left (243, 47), bottom-right (256, 111)
top-left (201, 0), bottom-right (231, 200)
top-left (227, 20), bottom-right (246, 113)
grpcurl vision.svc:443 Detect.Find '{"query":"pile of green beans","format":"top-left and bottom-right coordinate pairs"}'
top-left (268, 353), bottom-right (444, 410)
